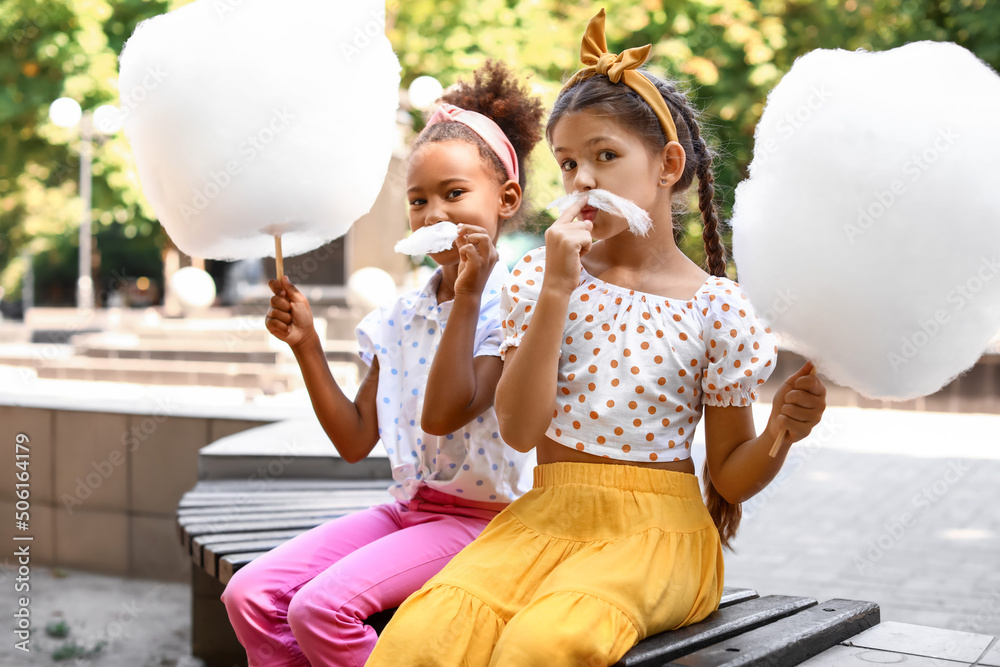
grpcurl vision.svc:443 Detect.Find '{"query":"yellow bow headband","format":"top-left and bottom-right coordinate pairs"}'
top-left (562, 9), bottom-right (679, 145)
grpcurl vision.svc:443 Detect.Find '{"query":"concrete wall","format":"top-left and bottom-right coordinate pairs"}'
top-left (0, 405), bottom-right (278, 583)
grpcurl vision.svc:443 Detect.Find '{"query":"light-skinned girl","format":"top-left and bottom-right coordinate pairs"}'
top-left (367, 11), bottom-right (827, 666)
top-left (220, 60), bottom-right (544, 666)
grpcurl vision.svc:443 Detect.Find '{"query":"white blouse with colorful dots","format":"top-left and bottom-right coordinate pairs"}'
top-left (356, 261), bottom-right (536, 503)
top-left (499, 247), bottom-right (778, 463)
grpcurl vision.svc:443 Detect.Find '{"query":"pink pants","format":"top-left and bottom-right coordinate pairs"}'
top-left (220, 487), bottom-right (501, 667)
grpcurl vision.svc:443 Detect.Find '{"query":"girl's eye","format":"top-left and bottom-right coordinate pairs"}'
top-left (409, 198), bottom-right (426, 207)
top-left (597, 150), bottom-right (617, 161)
top-left (446, 189), bottom-right (465, 199)
top-left (560, 159), bottom-right (577, 172)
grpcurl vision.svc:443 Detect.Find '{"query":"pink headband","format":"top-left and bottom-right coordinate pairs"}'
top-left (425, 103), bottom-right (519, 183)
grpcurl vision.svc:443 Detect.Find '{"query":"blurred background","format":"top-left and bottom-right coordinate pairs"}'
top-left (2, 1), bottom-right (999, 665)
top-left (2, 0), bottom-right (999, 315)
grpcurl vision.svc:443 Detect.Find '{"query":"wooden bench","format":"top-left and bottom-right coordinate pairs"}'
top-left (178, 477), bottom-right (886, 667)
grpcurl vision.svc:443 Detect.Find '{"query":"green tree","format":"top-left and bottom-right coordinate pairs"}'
top-left (0, 0), bottom-right (168, 304)
top-left (2, 0), bottom-right (998, 303)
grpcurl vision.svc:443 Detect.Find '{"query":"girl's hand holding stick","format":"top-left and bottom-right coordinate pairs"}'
top-left (265, 276), bottom-right (318, 350)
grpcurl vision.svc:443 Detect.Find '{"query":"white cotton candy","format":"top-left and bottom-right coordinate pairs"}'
top-left (547, 189), bottom-right (653, 237)
top-left (394, 222), bottom-right (459, 255)
top-left (732, 41), bottom-right (1000, 400)
top-left (118, 0), bottom-right (400, 260)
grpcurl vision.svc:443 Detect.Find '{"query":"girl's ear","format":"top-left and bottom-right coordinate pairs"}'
top-left (658, 141), bottom-right (686, 189)
top-left (498, 180), bottom-right (523, 220)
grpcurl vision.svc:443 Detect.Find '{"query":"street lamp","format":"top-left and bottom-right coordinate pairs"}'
top-left (407, 75), bottom-right (443, 111)
top-left (48, 97), bottom-right (123, 310)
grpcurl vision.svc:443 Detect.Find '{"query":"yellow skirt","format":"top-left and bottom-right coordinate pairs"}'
top-left (366, 461), bottom-right (724, 667)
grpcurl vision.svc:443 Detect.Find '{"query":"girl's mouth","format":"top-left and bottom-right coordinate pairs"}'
top-left (581, 206), bottom-right (597, 221)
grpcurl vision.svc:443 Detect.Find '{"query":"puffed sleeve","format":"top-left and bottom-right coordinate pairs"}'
top-left (498, 247), bottom-right (546, 360)
top-left (474, 294), bottom-right (504, 358)
top-left (354, 307), bottom-right (384, 367)
top-left (700, 281), bottom-right (778, 407)
top-left (472, 263), bottom-right (510, 359)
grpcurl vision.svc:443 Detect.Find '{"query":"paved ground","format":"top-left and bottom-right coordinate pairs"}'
top-left (2, 404), bottom-right (998, 665)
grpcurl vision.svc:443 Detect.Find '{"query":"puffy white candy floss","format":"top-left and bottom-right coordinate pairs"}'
top-left (118, 0), bottom-right (400, 260)
top-left (732, 41), bottom-right (1000, 400)
top-left (547, 190), bottom-right (652, 236)
top-left (394, 222), bottom-right (459, 255)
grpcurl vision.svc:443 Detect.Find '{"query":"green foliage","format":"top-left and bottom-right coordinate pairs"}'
top-left (0, 0), bottom-right (167, 304)
top-left (44, 620), bottom-right (70, 639)
top-left (2, 0), bottom-right (998, 300)
top-left (51, 639), bottom-right (106, 661)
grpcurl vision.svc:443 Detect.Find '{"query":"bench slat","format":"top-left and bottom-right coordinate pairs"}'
top-left (220, 551), bottom-right (272, 584)
top-left (178, 494), bottom-right (391, 517)
top-left (615, 595), bottom-right (815, 666)
top-left (667, 598), bottom-right (880, 666)
top-left (179, 506), bottom-right (371, 528)
top-left (179, 491), bottom-right (385, 509)
top-left (186, 479), bottom-right (392, 493)
top-left (191, 529), bottom-right (309, 567)
top-left (204, 538), bottom-right (303, 577)
top-left (717, 588), bottom-right (758, 609)
top-left (182, 513), bottom-right (362, 552)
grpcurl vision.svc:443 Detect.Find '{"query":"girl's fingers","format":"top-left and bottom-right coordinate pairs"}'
top-left (779, 403), bottom-right (815, 423)
top-left (794, 375), bottom-right (827, 397)
top-left (265, 318), bottom-right (288, 335)
top-left (782, 389), bottom-right (825, 410)
top-left (267, 308), bottom-right (292, 325)
top-left (457, 223), bottom-right (488, 237)
top-left (280, 276), bottom-right (303, 297)
top-left (270, 294), bottom-right (290, 311)
top-left (267, 279), bottom-right (285, 298)
top-left (553, 195), bottom-right (589, 226)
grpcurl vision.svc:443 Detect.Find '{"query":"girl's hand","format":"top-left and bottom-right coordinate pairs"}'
top-left (543, 195), bottom-right (592, 294)
top-left (768, 361), bottom-right (827, 446)
top-left (266, 276), bottom-right (318, 349)
top-left (454, 224), bottom-right (499, 299)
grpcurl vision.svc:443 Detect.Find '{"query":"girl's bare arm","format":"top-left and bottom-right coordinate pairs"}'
top-left (268, 277), bottom-right (380, 462)
top-left (703, 362), bottom-right (826, 503)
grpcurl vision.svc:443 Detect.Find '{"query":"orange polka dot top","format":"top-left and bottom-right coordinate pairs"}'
top-left (499, 247), bottom-right (778, 462)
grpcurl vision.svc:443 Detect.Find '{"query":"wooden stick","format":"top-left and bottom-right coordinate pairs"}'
top-left (274, 235), bottom-right (284, 280)
top-left (768, 365), bottom-right (817, 457)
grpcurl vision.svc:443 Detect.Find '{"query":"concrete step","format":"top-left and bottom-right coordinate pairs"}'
top-left (0, 355), bottom-right (358, 394)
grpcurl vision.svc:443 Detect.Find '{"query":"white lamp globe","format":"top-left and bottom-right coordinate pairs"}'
top-left (347, 267), bottom-right (397, 311)
top-left (408, 75), bottom-right (443, 111)
top-left (93, 104), bottom-right (123, 135)
top-left (49, 97), bottom-right (82, 128)
top-left (170, 266), bottom-right (217, 310)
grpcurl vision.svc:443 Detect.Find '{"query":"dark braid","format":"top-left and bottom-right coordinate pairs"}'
top-left (548, 69), bottom-right (741, 550)
top-left (694, 139), bottom-right (727, 278)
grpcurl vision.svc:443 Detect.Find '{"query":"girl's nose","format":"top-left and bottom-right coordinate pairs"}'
top-left (573, 166), bottom-right (596, 191)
